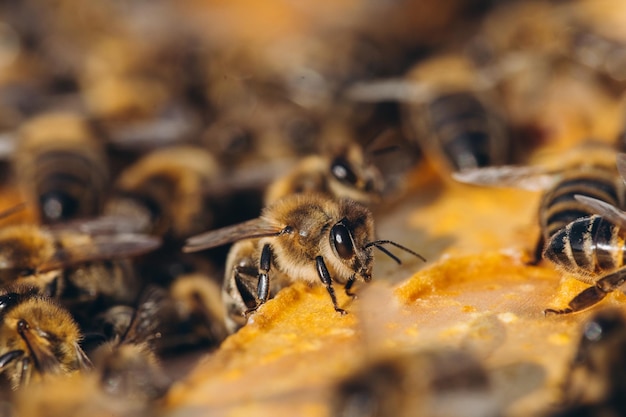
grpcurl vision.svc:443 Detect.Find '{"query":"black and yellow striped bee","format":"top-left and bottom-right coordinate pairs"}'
top-left (454, 143), bottom-right (626, 314)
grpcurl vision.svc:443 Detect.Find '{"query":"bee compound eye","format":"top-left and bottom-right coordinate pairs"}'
top-left (331, 156), bottom-right (358, 186)
top-left (40, 191), bottom-right (80, 222)
top-left (0, 293), bottom-right (18, 313)
top-left (331, 223), bottom-right (355, 260)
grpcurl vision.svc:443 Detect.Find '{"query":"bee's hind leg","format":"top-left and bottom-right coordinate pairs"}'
top-left (545, 268), bottom-right (626, 315)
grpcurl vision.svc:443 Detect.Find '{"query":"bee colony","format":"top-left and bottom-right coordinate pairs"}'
top-left (2, 0), bottom-right (626, 416)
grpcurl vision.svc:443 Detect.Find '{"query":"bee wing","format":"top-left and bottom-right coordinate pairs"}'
top-left (452, 165), bottom-right (557, 191)
top-left (0, 131), bottom-right (16, 160)
top-left (183, 218), bottom-right (283, 253)
top-left (574, 195), bottom-right (626, 229)
top-left (345, 79), bottom-right (435, 103)
top-left (122, 285), bottom-right (169, 345)
top-left (107, 108), bottom-right (199, 151)
top-left (617, 153), bottom-right (626, 184)
top-left (46, 215), bottom-right (147, 235)
top-left (37, 233), bottom-right (161, 272)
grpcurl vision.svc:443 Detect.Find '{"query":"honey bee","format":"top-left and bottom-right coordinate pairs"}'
top-left (453, 143), bottom-right (626, 314)
top-left (183, 193), bottom-right (424, 316)
top-left (553, 308), bottom-right (626, 416)
top-left (102, 145), bottom-right (220, 240)
top-left (0, 222), bottom-right (160, 315)
top-left (164, 273), bottom-right (228, 349)
top-left (332, 348), bottom-right (496, 417)
top-left (13, 112), bottom-right (110, 224)
top-left (201, 87), bottom-right (321, 170)
top-left (90, 286), bottom-right (171, 401)
top-left (346, 53), bottom-right (513, 178)
top-left (567, 1), bottom-right (626, 88)
top-left (264, 139), bottom-right (385, 207)
top-left (0, 283), bottom-right (92, 390)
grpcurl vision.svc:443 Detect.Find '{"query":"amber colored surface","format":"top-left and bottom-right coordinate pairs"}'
top-left (162, 166), bottom-right (620, 417)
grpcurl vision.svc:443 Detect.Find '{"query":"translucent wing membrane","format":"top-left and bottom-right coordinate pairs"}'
top-left (452, 165), bottom-right (557, 191)
top-left (121, 285), bottom-right (168, 345)
top-left (183, 218), bottom-right (283, 253)
top-left (37, 233), bottom-right (161, 273)
top-left (574, 195), bottom-right (626, 229)
top-left (46, 215), bottom-right (149, 235)
top-left (617, 153), bottom-right (626, 184)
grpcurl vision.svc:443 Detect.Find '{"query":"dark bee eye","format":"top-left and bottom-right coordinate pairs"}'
top-left (0, 293), bottom-right (18, 314)
top-left (330, 222), bottom-right (354, 260)
top-left (331, 156), bottom-right (358, 186)
top-left (40, 191), bottom-right (79, 222)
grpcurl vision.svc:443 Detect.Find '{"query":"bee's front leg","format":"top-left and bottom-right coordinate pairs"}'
top-left (344, 277), bottom-right (356, 298)
top-left (315, 256), bottom-right (347, 315)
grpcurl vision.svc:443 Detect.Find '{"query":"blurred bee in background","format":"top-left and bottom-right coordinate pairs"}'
top-left (551, 308), bottom-right (626, 416)
top-left (102, 145), bottom-right (220, 241)
top-left (201, 85), bottom-right (322, 170)
top-left (332, 348), bottom-right (496, 417)
top-left (465, 1), bottom-right (571, 65)
top-left (346, 52), bottom-right (518, 180)
top-left (184, 193), bottom-right (424, 321)
top-left (89, 286), bottom-right (171, 402)
top-left (401, 53), bottom-right (512, 174)
top-left (465, 0), bottom-right (625, 152)
top-left (162, 273), bottom-right (228, 350)
top-left (94, 275), bottom-right (227, 354)
top-left (566, 0), bottom-right (626, 91)
top-left (264, 127), bottom-right (385, 206)
top-left (0, 221), bottom-right (160, 324)
top-left (454, 143), bottom-right (626, 314)
top-left (0, 283), bottom-right (92, 390)
top-left (13, 111), bottom-right (110, 224)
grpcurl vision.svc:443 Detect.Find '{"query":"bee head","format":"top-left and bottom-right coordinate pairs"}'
top-left (328, 218), bottom-right (374, 282)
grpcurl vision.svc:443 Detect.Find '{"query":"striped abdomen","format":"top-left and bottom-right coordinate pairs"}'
top-left (15, 113), bottom-right (109, 224)
top-left (31, 148), bottom-right (109, 223)
top-left (539, 168), bottom-right (623, 241)
top-left (543, 215), bottom-right (626, 280)
top-left (425, 92), bottom-right (508, 171)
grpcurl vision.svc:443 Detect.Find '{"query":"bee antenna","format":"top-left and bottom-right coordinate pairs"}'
top-left (371, 243), bottom-right (402, 264)
top-left (364, 240), bottom-right (426, 262)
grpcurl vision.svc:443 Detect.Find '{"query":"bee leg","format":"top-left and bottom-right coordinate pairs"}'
top-left (245, 244), bottom-right (272, 316)
top-left (344, 277), bottom-right (357, 299)
top-left (528, 235), bottom-right (545, 266)
top-left (233, 266), bottom-right (262, 310)
top-left (545, 269), bottom-right (626, 315)
top-left (19, 357), bottom-right (31, 387)
top-left (315, 256), bottom-right (347, 315)
top-left (0, 350), bottom-right (23, 369)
